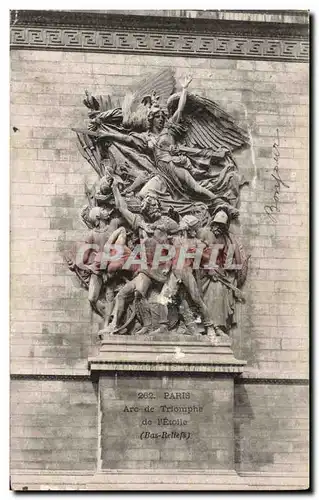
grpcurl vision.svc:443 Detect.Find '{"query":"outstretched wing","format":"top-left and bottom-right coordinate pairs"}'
top-left (122, 68), bottom-right (176, 129)
top-left (75, 92), bottom-right (124, 177)
top-left (131, 67), bottom-right (176, 111)
top-left (74, 71), bottom-right (175, 176)
top-left (83, 90), bottom-right (121, 113)
top-left (168, 92), bottom-right (249, 152)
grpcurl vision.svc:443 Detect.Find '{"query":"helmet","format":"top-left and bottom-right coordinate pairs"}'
top-left (212, 210), bottom-right (228, 225)
top-left (89, 207), bottom-right (101, 224)
top-left (180, 215), bottom-right (200, 231)
top-left (142, 92), bottom-right (166, 120)
top-left (99, 176), bottom-right (112, 195)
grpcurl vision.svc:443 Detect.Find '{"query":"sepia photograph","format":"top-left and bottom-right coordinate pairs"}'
top-left (9, 8), bottom-right (309, 491)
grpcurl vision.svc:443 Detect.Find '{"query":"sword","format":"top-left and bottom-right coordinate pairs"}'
top-left (213, 270), bottom-right (245, 302)
top-left (71, 128), bottom-right (100, 138)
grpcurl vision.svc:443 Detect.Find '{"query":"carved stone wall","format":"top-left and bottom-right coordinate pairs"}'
top-left (10, 378), bottom-right (98, 471)
top-left (10, 10), bottom-right (309, 62)
top-left (99, 373), bottom-right (235, 471)
top-left (234, 381), bottom-right (309, 475)
top-left (10, 50), bottom-right (309, 377)
top-left (10, 10), bottom-right (309, 489)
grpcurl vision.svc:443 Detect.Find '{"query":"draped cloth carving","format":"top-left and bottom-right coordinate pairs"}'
top-left (66, 68), bottom-right (251, 344)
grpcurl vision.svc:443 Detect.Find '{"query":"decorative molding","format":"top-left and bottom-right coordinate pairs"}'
top-left (9, 469), bottom-right (248, 490)
top-left (89, 361), bottom-right (246, 373)
top-left (10, 371), bottom-right (309, 384)
top-left (10, 10), bottom-right (309, 36)
top-left (236, 377), bottom-right (309, 385)
top-left (9, 372), bottom-right (309, 384)
top-left (10, 11), bottom-right (309, 62)
top-left (88, 336), bottom-right (247, 374)
top-left (10, 373), bottom-right (91, 381)
top-left (10, 26), bottom-right (309, 62)
top-left (10, 469), bottom-right (308, 491)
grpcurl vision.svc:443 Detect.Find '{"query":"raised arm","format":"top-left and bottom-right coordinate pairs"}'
top-left (171, 76), bottom-right (193, 123)
top-left (97, 130), bottom-right (136, 147)
top-left (72, 126), bottom-right (139, 148)
top-left (112, 181), bottom-right (130, 217)
top-left (112, 181), bottom-right (145, 231)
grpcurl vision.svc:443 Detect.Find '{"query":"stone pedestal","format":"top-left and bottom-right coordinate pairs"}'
top-left (89, 334), bottom-right (246, 475)
top-left (89, 333), bottom-right (245, 373)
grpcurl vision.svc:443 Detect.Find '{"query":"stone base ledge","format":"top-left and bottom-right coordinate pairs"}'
top-left (10, 470), bottom-right (309, 491)
top-left (89, 334), bottom-right (246, 374)
top-left (239, 369), bottom-right (309, 383)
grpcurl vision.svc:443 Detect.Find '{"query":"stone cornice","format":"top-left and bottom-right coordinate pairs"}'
top-left (10, 10), bottom-right (309, 62)
top-left (10, 10), bottom-right (309, 37)
top-left (10, 373), bottom-right (309, 384)
top-left (88, 335), bottom-right (247, 374)
top-left (10, 469), bottom-right (308, 490)
top-left (89, 361), bottom-right (246, 373)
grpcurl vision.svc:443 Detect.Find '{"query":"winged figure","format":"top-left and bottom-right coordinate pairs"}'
top-left (73, 68), bottom-right (249, 225)
top-left (68, 68), bottom-right (250, 342)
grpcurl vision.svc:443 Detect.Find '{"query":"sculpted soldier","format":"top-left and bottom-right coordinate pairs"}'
top-left (100, 179), bottom-right (179, 336)
top-left (155, 215), bottom-right (217, 338)
top-left (68, 206), bottom-right (129, 319)
top-left (70, 67), bottom-right (250, 341)
top-left (85, 77), bottom-right (238, 221)
top-left (199, 210), bottom-right (248, 339)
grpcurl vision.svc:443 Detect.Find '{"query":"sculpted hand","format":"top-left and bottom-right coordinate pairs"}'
top-left (88, 110), bottom-right (100, 119)
top-left (214, 146), bottom-right (231, 158)
top-left (112, 174), bottom-right (124, 187)
top-left (111, 177), bottom-right (120, 192)
top-left (181, 76), bottom-right (193, 89)
top-left (141, 223), bottom-right (154, 235)
top-left (65, 256), bottom-right (76, 272)
top-left (68, 261), bottom-right (76, 271)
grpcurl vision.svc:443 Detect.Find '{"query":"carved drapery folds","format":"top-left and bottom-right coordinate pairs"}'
top-left (66, 68), bottom-right (251, 344)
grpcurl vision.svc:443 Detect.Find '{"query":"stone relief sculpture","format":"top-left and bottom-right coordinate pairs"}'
top-left (66, 68), bottom-right (250, 343)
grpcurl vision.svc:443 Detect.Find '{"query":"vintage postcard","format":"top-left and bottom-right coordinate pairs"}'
top-left (10, 9), bottom-right (309, 491)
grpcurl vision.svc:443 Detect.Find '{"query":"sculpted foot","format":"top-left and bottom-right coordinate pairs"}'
top-left (134, 326), bottom-right (151, 336)
top-left (152, 325), bottom-right (168, 335)
top-left (185, 323), bottom-right (199, 336)
top-left (98, 326), bottom-right (113, 340)
top-left (99, 325), bottom-right (128, 340)
top-left (215, 327), bottom-right (230, 341)
top-left (206, 326), bottom-right (218, 343)
top-left (98, 328), bottom-right (109, 341)
top-left (98, 323), bottom-right (124, 339)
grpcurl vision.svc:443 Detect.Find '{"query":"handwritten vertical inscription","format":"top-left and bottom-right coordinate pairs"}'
top-left (264, 128), bottom-right (290, 222)
top-left (100, 376), bottom-right (234, 469)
